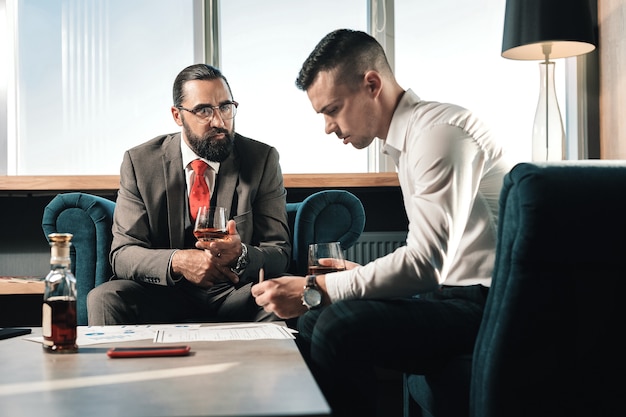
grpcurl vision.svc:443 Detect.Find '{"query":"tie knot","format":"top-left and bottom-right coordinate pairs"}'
top-left (191, 159), bottom-right (208, 176)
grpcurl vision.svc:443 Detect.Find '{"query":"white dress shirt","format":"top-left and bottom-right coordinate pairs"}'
top-left (326, 89), bottom-right (513, 301)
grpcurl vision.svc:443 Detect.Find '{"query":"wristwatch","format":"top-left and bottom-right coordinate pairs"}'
top-left (231, 243), bottom-right (249, 276)
top-left (302, 275), bottom-right (322, 310)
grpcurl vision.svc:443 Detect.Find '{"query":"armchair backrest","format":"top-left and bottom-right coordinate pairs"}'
top-left (471, 161), bottom-right (626, 417)
top-left (42, 190), bottom-right (365, 325)
top-left (42, 192), bottom-right (115, 326)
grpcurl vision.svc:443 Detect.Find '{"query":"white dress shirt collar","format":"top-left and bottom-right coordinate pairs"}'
top-left (180, 137), bottom-right (221, 173)
top-left (382, 89), bottom-right (421, 165)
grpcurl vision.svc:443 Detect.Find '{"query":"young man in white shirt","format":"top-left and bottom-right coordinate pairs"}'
top-left (252, 29), bottom-right (512, 417)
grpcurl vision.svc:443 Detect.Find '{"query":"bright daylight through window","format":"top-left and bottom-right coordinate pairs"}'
top-left (1, 0), bottom-right (552, 175)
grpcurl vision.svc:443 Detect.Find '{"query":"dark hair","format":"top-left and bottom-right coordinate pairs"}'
top-left (295, 29), bottom-right (392, 91)
top-left (173, 64), bottom-right (233, 107)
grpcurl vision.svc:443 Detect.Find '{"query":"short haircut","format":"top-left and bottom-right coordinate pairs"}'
top-left (173, 64), bottom-right (233, 107)
top-left (295, 29), bottom-right (392, 91)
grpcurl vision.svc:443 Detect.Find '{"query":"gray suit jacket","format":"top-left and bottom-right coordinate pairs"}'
top-left (110, 132), bottom-right (291, 285)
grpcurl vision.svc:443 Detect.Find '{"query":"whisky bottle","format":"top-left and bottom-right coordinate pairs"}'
top-left (42, 233), bottom-right (78, 353)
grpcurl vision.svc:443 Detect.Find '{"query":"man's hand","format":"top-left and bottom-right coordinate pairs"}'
top-left (251, 276), bottom-right (310, 319)
top-left (172, 220), bottom-right (242, 287)
top-left (344, 260), bottom-right (361, 270)
top-left (195, 220), bottom-right (242, 265)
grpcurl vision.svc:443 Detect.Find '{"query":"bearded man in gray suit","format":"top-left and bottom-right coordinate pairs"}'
top-left (87, 64), bottom-right (291, 325)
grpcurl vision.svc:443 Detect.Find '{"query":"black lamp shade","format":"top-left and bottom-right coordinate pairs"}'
top-left (502, 0), bottom-right (596, 60)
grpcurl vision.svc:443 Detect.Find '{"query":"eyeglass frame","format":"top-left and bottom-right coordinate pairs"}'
top-left (176, 100), bottom-right (239, 123)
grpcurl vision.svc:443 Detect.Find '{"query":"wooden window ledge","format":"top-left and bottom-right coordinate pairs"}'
top-left (0, 173), bottom-right (399, 195)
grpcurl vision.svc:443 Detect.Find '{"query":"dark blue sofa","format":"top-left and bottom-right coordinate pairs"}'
top-left (42, 190), bottom-right (365, 326)
top-left (404, 161), bottom-right (626, 417)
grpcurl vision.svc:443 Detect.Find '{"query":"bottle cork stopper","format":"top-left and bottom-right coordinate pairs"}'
top-left (48, 233), bottom-right (73, 261)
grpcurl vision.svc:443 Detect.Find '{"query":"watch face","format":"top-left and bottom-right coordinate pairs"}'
top-left (303, 288), bottom-right (322, 308)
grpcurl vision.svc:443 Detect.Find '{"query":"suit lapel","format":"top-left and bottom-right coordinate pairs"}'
top-left (215, 136), bottom-right (241, 217)
top-left (163, 133), bottom-right (186, 248)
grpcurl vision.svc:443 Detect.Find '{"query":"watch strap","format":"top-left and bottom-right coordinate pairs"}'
top-left (302, 275), bottom-right (322, 310)
top-left (231, 243), bottom-right (249, 276)
top-left (306, 274), bottom-right (317, 289)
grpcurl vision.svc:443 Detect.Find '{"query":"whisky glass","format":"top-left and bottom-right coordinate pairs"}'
top-left (308, 242), bottom-right (346, 275)
top-left (193, 206), bottom-right (228, 241)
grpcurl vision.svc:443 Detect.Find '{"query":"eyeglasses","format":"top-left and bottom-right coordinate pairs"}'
top-left (177, 101), bottom-right (238, 123)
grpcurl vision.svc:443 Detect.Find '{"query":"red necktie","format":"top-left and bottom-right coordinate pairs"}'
top-left (189, 159), bottom-right (210, 222)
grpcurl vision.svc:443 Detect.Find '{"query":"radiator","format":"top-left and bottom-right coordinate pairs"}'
top-left (344, 231), bottom-right (407, 265)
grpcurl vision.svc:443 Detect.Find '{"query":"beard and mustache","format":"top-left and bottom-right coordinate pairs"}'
top-left (183, 119), bottom-right (235, 163)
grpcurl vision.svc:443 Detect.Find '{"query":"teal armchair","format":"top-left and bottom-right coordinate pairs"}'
top-left (404, 161), bottom-right (626, 417)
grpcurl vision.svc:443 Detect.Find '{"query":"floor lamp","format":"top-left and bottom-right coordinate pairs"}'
top-left (501, 0), bottom-right (596, 161)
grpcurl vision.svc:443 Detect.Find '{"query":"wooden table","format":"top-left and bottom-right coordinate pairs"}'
top-left (0, 325), bottom-right (330, 417)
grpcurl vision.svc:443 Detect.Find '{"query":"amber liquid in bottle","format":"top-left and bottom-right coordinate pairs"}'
top-left (42, 233), bottom-right (78, 353)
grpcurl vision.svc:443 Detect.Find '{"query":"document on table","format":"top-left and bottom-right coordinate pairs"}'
top-left (153, 323), bottom-right (296, 343)
top-left (79, 324), bottom-right (201, 345)
top-left (24, 324), bottom-right (202, 346)
top-left (25, 323), bottom-right (295, 346)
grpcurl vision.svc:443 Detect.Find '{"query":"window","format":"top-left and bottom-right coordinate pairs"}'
top-left (1, 0), bottom-right (580, 176)
top-left (2, 0), bottom-right (198, 175)
top-left (394, 0), bottom-right (566, 162)
top-left (219, 0), bottom-right (368, 174)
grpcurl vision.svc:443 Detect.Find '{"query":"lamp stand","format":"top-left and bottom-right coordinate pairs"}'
top-left (532, 54), bottom-right (565, 161)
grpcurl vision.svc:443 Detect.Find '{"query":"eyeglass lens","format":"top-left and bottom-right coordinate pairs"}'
top-left (197, 103), bottom-right (236, 120)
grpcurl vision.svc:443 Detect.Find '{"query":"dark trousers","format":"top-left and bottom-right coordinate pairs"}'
top-left (297, 284), bottom-right (488, 417)
top-left (87, 278), bottom-right (276, 325)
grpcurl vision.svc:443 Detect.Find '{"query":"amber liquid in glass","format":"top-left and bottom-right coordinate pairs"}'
top-left (308, 265), bottom-right (346, 275)
top-left (193, 228), bottom-right (228, 241)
